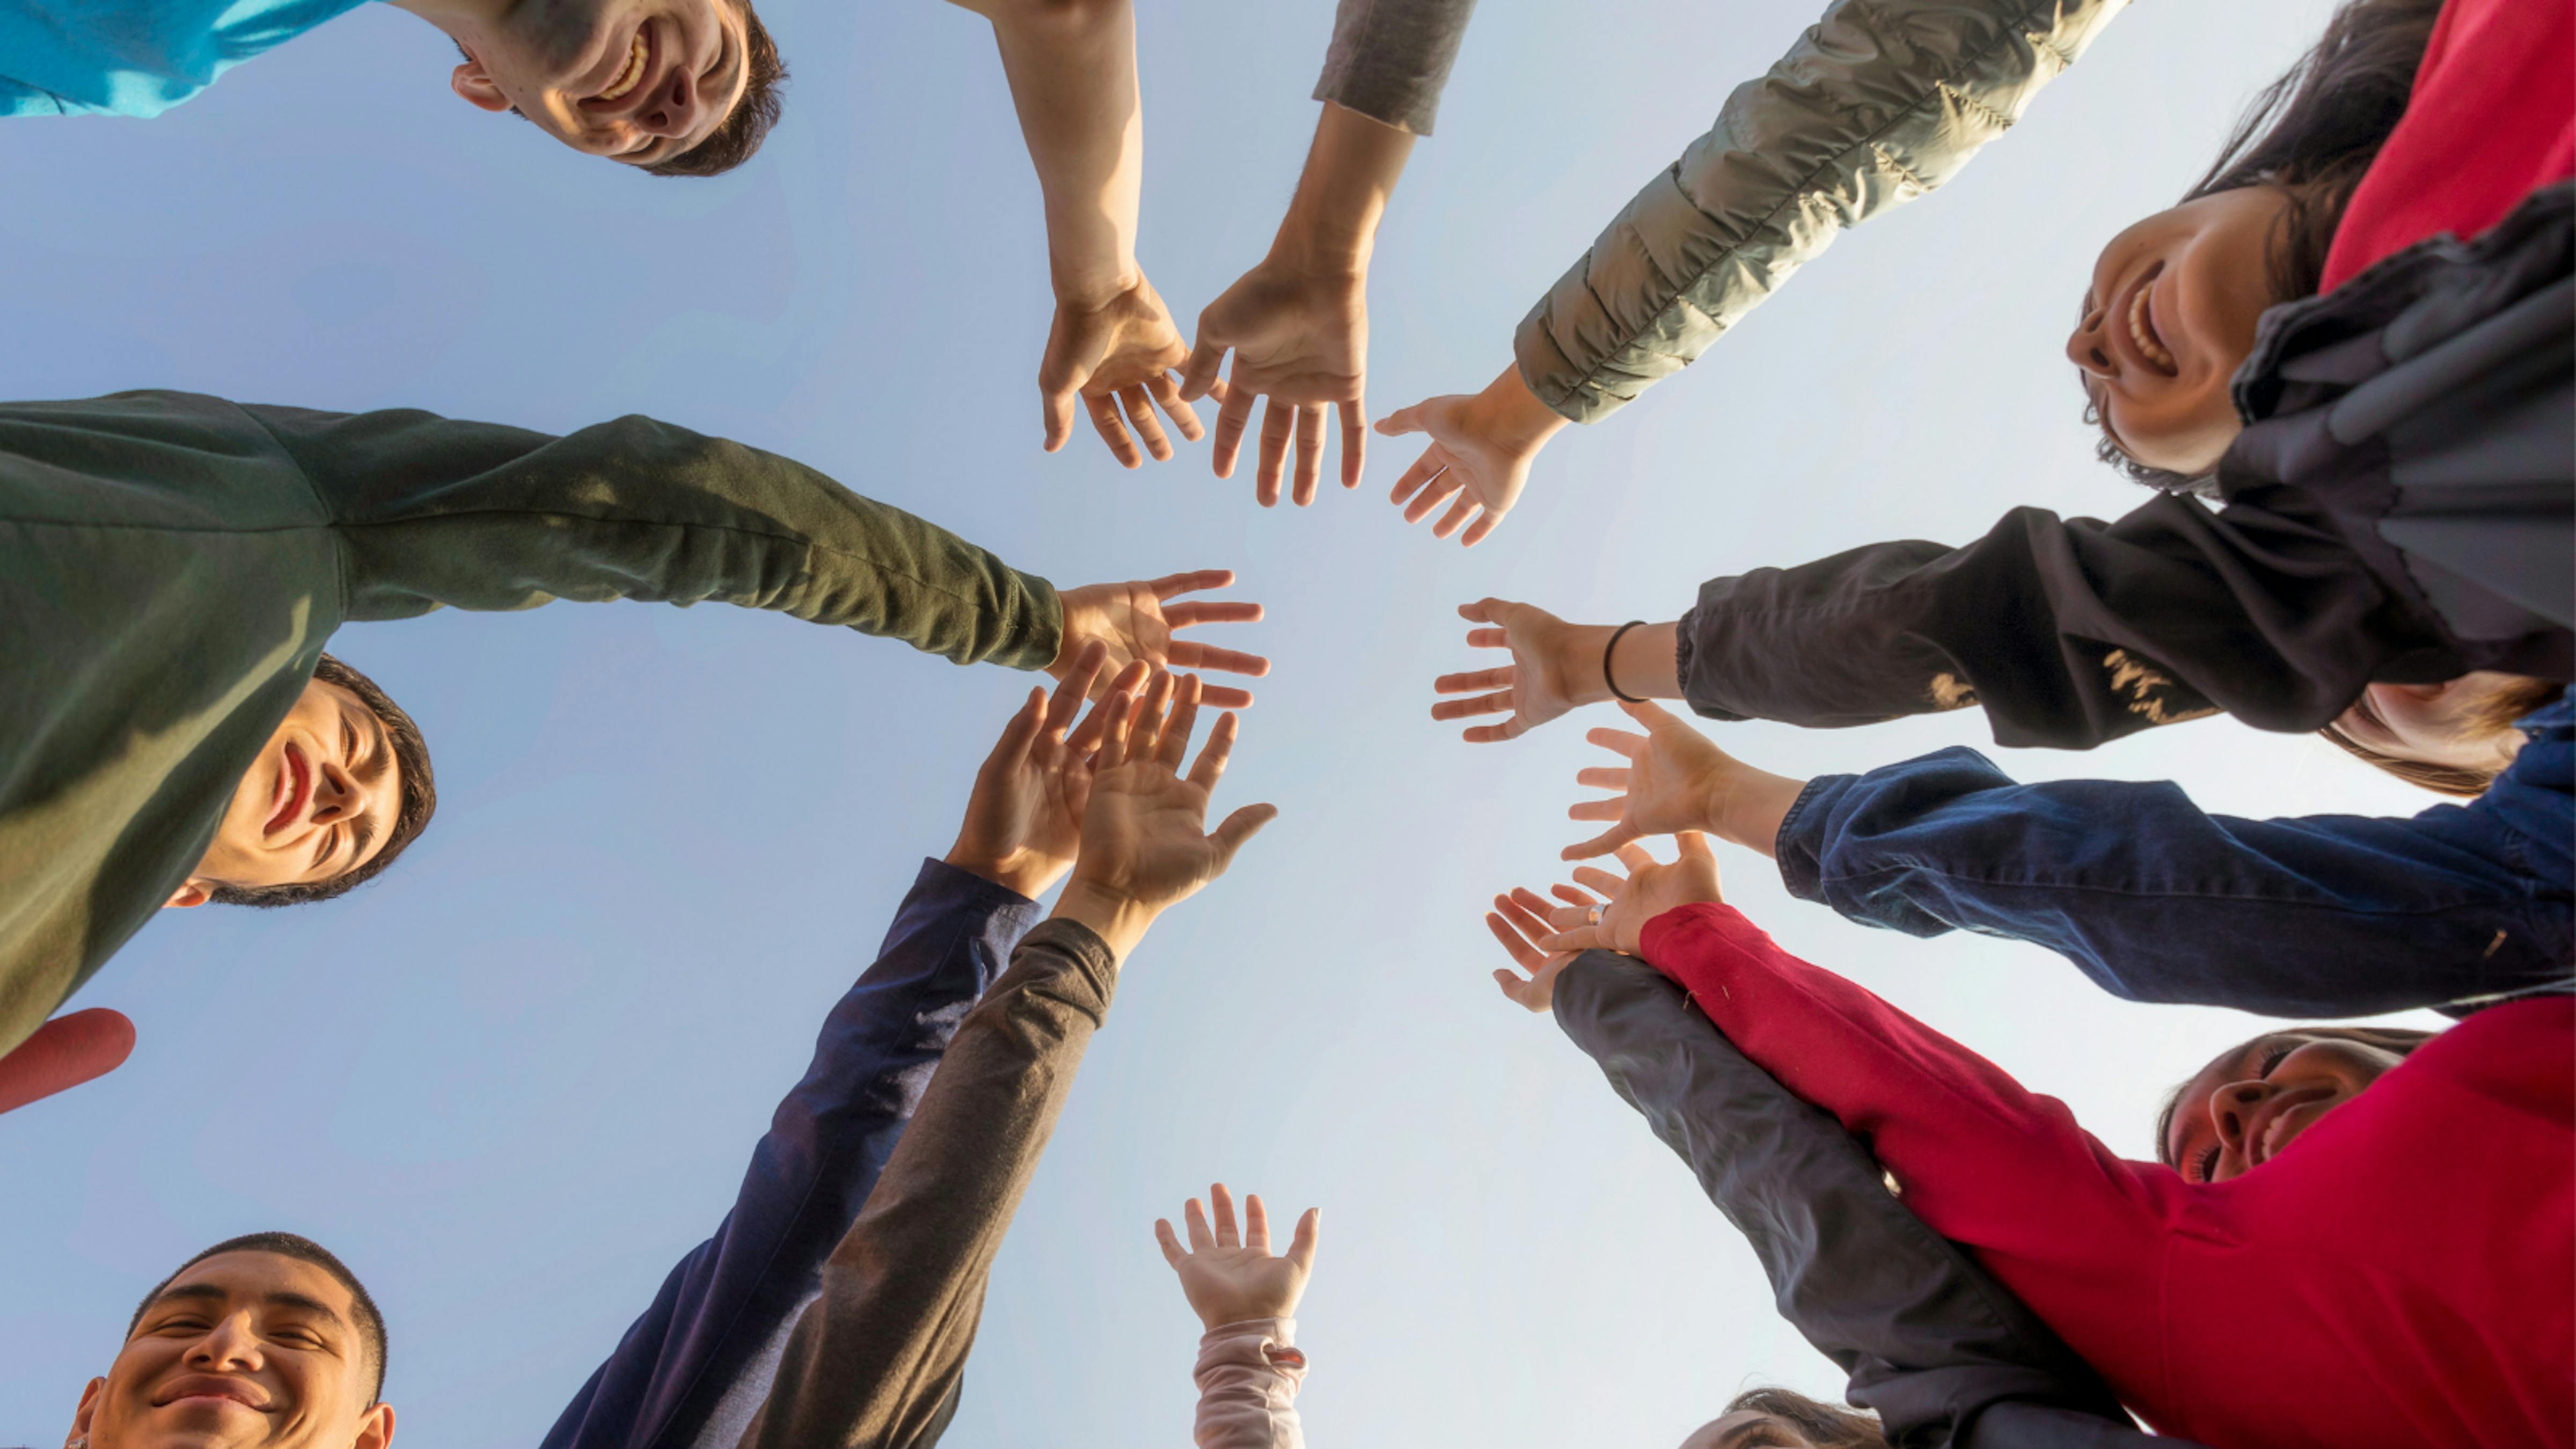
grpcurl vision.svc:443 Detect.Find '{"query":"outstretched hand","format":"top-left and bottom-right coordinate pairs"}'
top-left (1155, 1182), bottom-right (1321, 1331)
top-left (1526, 835), bottom-right (1726, 957)
top-left (1053, 570), bottom-right (1269, 709)
top-left (1180, 262), bottom-right (1367, 506)
top-left (1566, 700), bottom-right (1812, 861)
top-left (1041, 273), bottom-right (1206, 467)
top-left (946, 641), bottom-right (1147, 899)
top-left (1484, 885), bottom-right (1593, 1012)
top-left (1430, 598), bottom-right (1600, 743)
top-left (1052, 671), bottom-right (1278, 958)
top-left (1376, 364), bottom-right (1568, 546)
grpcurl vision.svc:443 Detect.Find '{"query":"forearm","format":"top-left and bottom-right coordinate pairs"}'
top-left (1309, 0), bottom-right (1478, 135)
top-left (1191, 1319), bottom-right (1307, 1449)
top-left (1268, 104), bottom-right (1417, 277)
top-left (254, 404), bottom-right (1064, 668)
top-left (736, 920), bottom-right (1118, 1449)
top-left (977, 0), bottom-right (1145, 304)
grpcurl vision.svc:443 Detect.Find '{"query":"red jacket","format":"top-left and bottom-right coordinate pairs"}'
top-left (2321, 0), bottom-right (2574, 291)
top-left (1640, 903), bottom-right (2574, 1449)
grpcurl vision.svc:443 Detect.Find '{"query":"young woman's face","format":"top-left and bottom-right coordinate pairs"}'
top-left (2165, 1031), bottom-right (2413, 1184)
top-left (2068, 186), bottom-right (2294, 477)
top-left (2335, 675), bottom-right (2536, 775)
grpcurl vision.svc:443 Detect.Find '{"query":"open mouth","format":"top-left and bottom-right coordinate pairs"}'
top-left (2127, 266), bottom-right (2176, 374)
top-left (264, 742), bottom-right (312, 836)
top-left (592, 26), bottom-right (651, 104)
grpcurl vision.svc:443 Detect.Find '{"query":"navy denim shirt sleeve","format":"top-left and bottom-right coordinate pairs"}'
top-left (1775, 693), bottom-right (2573, 1018)
top-left (538, 858), bottom-right (1038, 1449)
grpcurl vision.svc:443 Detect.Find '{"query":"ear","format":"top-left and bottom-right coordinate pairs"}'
top-left (69, 1375), bottom-right (106, 1444)
top-left (353, 1400), bottom-right (396, 1449)
top-left (449, 58), bottom-right (513, 113)
top-left (163, 881), bottom-right (211, 909)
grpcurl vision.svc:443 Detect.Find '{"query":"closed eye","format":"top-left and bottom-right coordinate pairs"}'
top-left (2197, 1144), bottom-right (2220, 1183)
top-left (2258, 1042), bottom-right (2295, 1077)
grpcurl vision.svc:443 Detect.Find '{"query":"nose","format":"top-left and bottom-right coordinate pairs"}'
top-left (188, 1313), bottom-right (265, 1372)
top-left (309, 755), bottom-right (369, 828)
top-left (2066, 307), bottom-right (2114, 379)
top-left (2209, 1079), bottom-right (2271, 1157)
top-left (638, 68), bottom-right (700, 139)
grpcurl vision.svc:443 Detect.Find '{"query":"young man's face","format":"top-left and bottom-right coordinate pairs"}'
top-left (68, 1251), bottom-right (393, 1449)
top-left (167, 677), bottom-right (404, 908)
top-left (447, 0), bottom-right (751, 167)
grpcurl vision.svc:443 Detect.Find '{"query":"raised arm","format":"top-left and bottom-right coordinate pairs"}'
top-left (735, 676), bottom-right (1275, 1447)
top-left (949, 0), bottom-right (1202, 466)
top-left (1548, 952), bottom-right (2148, 1445)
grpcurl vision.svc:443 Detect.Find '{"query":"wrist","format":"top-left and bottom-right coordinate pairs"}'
top-left (1473, 364), bottom-right (1572, 450)
top-left (1050, 878), bottom-right (1161, 958)
top-left (1050, 259), bottom-right (1144, 312)
top-left (1265, 216), bottom-right (1373, 280)
top-left (942, 845), bottom-right (1062, 902)
top-left (1562, 624), bottom-right (1618, 707)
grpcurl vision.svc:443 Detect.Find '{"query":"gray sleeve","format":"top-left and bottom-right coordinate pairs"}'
top-left (733, 919), bottom-right (1119, 1449)
top-left (1515, 0), bottom-right (2126, 423)
top-left (1310, 0), bottom-right (1479, 135)
top-left (1549, 951), bottom-right (2149, 1445)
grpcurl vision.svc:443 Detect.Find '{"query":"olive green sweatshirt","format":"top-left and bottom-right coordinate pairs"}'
top-left (0, 391), bottom-right (1063, 1059)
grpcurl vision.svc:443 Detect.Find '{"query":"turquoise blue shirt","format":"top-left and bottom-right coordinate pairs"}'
top-left (0, 0), bottom-right (373, 116)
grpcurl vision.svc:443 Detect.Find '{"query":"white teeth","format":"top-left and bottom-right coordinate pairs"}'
top-left (598, 34), bottom-right (647, 100)
top-left (2128, 286), bottom-right (2174, 371)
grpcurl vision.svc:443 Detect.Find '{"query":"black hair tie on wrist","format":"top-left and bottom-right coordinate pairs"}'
top-left (1603, 620), bottom-right (1648, 704)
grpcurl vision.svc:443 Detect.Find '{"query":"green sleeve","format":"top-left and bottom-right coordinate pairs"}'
top-left (1513, 0), bottom-right (2126, 424)
top-left (244, 404), bottom-right (1065, 671)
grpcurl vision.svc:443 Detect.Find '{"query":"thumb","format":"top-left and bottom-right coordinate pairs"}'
top-left (1154, 1218), bottom-right (1187, 1269)
top-left (1618, 697), bottom-right (1680, 730)
top-left (1374, 401), bottom-right (1427, 437)
top-left (1040, 382), bottom-right (1077, 453)
top-left (1677, 830), bottom-right (1716, 861)
top-left (1287, 1207), bottom-right (1321, 1272)
top-left (1560, 823), bottom-right (1637, 862)
top-left (1177, 333), bottom-right (1227, 402)
top-left (1209, 802), bottom-right (1281, 866)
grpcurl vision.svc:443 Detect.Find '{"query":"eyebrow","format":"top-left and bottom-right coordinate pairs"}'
top-left (154, 1283), bottom-right (350, 1328)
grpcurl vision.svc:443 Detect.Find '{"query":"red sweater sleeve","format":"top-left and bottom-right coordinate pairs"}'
top-left (2319, 0), bottom-right (2575, 290)
top-left (1636, 904), bottom-right (2179, 1335)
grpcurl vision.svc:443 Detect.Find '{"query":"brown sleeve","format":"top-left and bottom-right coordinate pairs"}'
top-left (733, 918), bottom-right (1118, 1449)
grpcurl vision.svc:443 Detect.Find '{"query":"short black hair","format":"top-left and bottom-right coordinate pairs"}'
top-left (210, 654), bottom-right (438, 909)
top-left (646, 4), bottom-right (786, 178)
top-left (127, 1232), bottom-right (389, 1405)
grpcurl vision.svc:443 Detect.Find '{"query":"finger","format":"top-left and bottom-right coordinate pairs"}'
top-left (1287, 1207), bottom-right (1321, 1274)
top-left (1157, 675), bottom-right (1203, 771)
top-left (1291, 404), bottom-right (1324, 508)
top-left (1095, 687), bottom-right (1137, 770)
top-left (1185, 1196), bottom-right (1214, 1252)
top-left (1065, 680), bottom-right (1130, 756)
top-left (1385, 448), bottom-right (1447, 509)
top-left (1244, 1191), bottom-right (1270, 1253)
top-left (1177, 332), bottom-right (1227, 402)
top-left (1187, 711), bottom-right (1240, 792)
top-left (1211, 378), bottom-right (1257, 480)
top-left (1431, 665), bottom-right (1514, 695)
top-left (1121, 385), bottom-right (1174, 463)
top-left (1164, 641), bottom-right (1271, 678)
top-left (1535, 926), bottom-right (1608, 954)
top-left (1130, 669), bottom-right (1176, 760)
top-left (1572, 865), bottom-right (1629, 897)
top-left (1163, 600), bottom-right (1265, 629)
top-left (1584, 729), bottom-right (1648, 762)
top-left (1337, 400), bottom-right (1365, 490)
top-left (1254, 397), bottom-right (1293, 509)
top-left (1573, 766), bottom-right (1633, 791)
top-left (1195, 682), bottom-right (1256, 711)
top-left (1148, 372), bottom-right (1204, 443)
top-left (1042, 377), bottom-right (1077, 454)
top-left (1460, 718), bottom-right (1530, 745)
top-left (1374, 401), bottom-right (1425, 437)
top-left (1399, 465), bottom-right (1464, 524)
top-left (1485, 910), bottom-right (1546, 971)
top-left (1547, 883), bottom-right (1601, 908)
top-left (1088, 392), bottom-right (1142, 469)
top-left (1211, 1182), bottom-right (1240, 1248)
top-left (1493, 894), bottom-right (1555, 951)
top-left (1209, 801), bottom-right (1279, 867)
top-left (1460, 507), bottom-right (1508, 548)
top-left (1561, 824), bottom-right (1639, 861)
top-left (1149, 569), bottom-right (1237, 600)
top-left (1455, 599), bottom-right (1500, 625)
top-left (991, 686), bottom-right (1045, 768)
top-left (1428, 689), bottom-right (1515, 722)
top-left (1566, 799), bottom-right (1626, 823)
top-left (1048, 649), bottom-right (1111, 734)
top-left (1614, 841), bottom-right (1659, 872)
top-left (1618, 697), bottom-right (1684, 731)
top-left (1677, 830), bottom-right (1716, 860)
top-left (1463, 628), bottom-right (1510, 648)
top-left (1155, 1217), bottom-right (1187, 1269)
top-left (1429, 491), bottom-right (1478, 539)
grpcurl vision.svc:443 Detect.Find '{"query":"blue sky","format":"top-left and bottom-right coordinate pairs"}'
top-left (0, 0), bottom-right (2426, 1444)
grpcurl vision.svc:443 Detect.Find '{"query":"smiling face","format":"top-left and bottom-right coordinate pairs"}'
top-left (170, 677), bottom-right (404, 908)
top-left (2164, 1031), bottom-right (2414, 1185)
top-left (447, 0), bottom-right (751, 167)
top-left (2333, 674), bottom-right (2537, 777)
top-left (71, 1251), bottom-right (392, 1449)
top-left (2067, 185), bottom-right (2294, 477)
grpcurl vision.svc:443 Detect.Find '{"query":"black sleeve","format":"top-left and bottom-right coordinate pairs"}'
top-left (1678, 491), bottom-right (2467, 749)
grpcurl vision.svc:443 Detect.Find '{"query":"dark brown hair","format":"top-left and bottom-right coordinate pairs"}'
top-left (2317, 675), bottom-right (2566, 797)
top-left (2085, 0), bottom-right (2445, 488)
top-left (128, 1232), bottom-right (388, 1405)
top-left (210, 654), bottom-right (438, 909)
top-left (2153, 1025), bottom-right (2439, 1168)
top-left (646, 5), bottom-right (787, 178)
top-left (1713, 1387), bottom-right (1889, 1448)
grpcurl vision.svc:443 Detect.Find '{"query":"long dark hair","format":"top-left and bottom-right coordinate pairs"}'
top-left (2090, 0), bottom-right (2444, 487)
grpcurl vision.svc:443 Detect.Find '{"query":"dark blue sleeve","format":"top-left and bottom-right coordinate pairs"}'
top-left (540, 859), bottom-right (1040, 1449)
top-left (1774, 697), bottom-right (2573, 1018)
